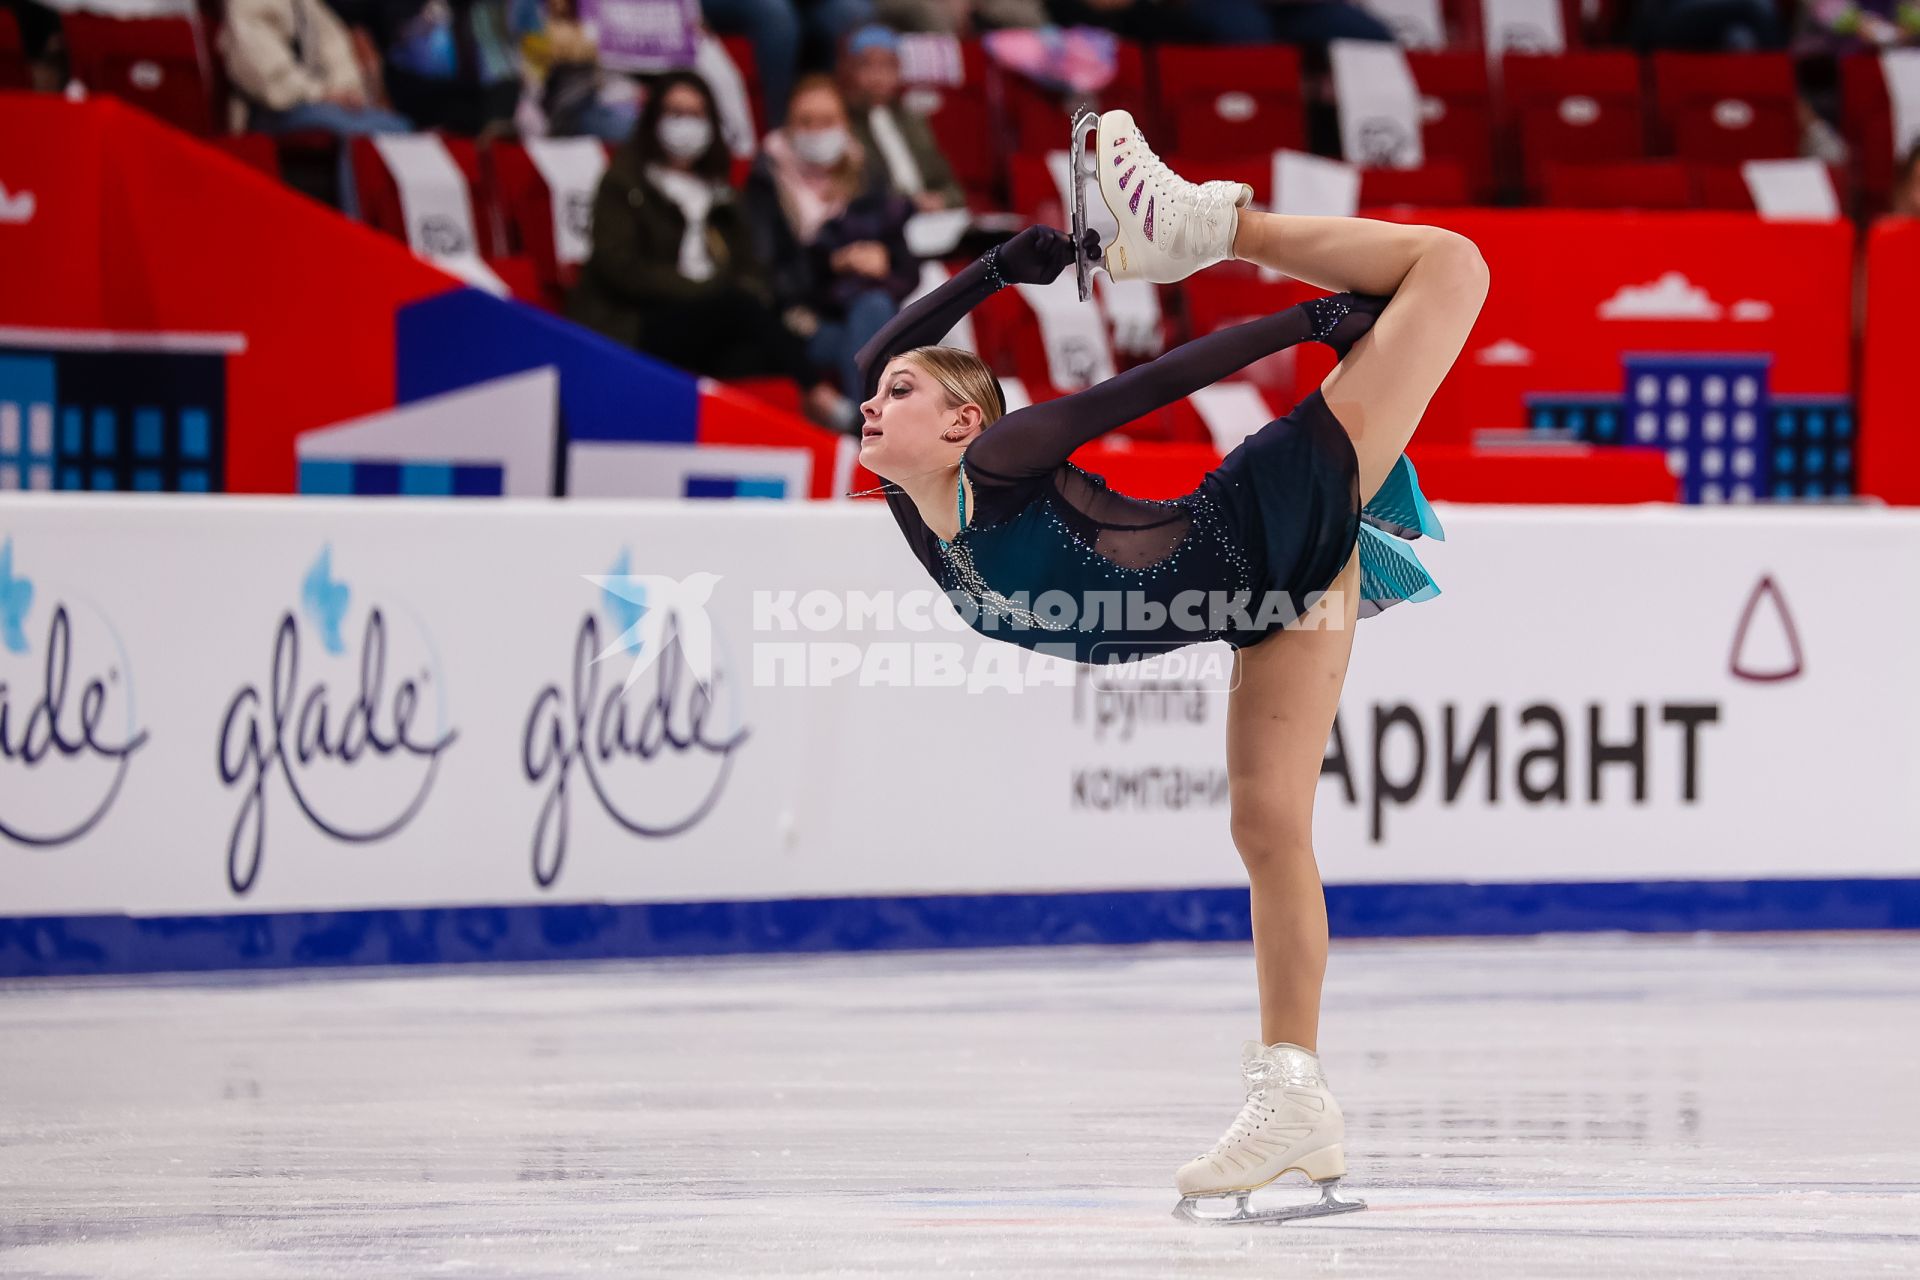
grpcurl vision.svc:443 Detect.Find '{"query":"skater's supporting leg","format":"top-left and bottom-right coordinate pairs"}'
top-left (1230, 210), bottom-right (1490, 502)
top-left (1225, 548), bottom-right (1362, 1050)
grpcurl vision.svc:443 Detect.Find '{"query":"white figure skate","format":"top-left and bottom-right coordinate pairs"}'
top-left (1068, 107), bottom-right (1252, 291)
top-left (1172, 1040), bottom-right (1368, 1226)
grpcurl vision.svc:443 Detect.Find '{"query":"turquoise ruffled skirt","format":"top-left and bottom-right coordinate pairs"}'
top-left (1354, 450), bottom-right (1446, 618)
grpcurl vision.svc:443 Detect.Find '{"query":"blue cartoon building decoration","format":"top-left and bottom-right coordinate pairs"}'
top-left (1523, 352), bottom-right (1853, 503)
top-left (0, 344), bottom-right (227, 493)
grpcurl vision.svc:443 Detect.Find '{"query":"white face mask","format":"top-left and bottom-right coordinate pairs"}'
top-left (791, 126), bottom-right (849, 168)
top-left (657, 115), bottom-right (713, 162)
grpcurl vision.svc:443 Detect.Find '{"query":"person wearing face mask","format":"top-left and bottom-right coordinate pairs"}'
top-left (569, 71), bottom-right (820, 397)
top-left (745, 73), bottom-right (918, 424)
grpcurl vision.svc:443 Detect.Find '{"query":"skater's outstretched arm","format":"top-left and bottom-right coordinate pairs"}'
top-left (855, 225), bottom-right (1089, 399)
top-left (966, 293), bottom-right (1383, 484)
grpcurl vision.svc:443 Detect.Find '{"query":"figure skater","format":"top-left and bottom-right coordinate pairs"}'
top-left (853, 109), bottom-right (1489, 1223)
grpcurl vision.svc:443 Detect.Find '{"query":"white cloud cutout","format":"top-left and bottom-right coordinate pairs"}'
top-left (1731, 299), bottom-right (1774, 322)
top-left (1474, 338), bottom-right (1535, 366)
top-left (1598, 271), bottom-right (1723, 321)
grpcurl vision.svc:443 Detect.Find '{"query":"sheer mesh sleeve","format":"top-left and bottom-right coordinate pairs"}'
top-left (964, 292), bottom-right (1386, 485)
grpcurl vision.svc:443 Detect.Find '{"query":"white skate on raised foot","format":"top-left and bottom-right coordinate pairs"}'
top-left (1071, 107), bottom-right (1252, 288)
top-left (1171, 1040), bottom-right (1368, 1226)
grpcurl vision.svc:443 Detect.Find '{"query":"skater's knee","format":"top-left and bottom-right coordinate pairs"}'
top-left (1230, 811), bottom-right (1315, 878)
top-left (1425, 230), bottom-right (1489, 298)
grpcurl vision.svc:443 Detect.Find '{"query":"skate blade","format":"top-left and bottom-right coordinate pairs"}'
top-left (1068, 108), bottom-right (1098, 302)
top-left (1172, 1176), bottom-right (1368, 1227)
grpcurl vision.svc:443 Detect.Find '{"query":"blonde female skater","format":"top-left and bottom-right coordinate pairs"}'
top-left (854, 109), bottom-right (1489, 1223)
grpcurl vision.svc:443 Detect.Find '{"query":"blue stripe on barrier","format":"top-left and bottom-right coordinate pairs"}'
top-left (2, 878), bottom-right (1916, 978)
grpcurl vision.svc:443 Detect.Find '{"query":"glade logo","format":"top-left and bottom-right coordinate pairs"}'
top-left (217, 545), bottom-right (458, 895)
top-left (522, 549), bottom-right (750, 888)
top-left (0, 537), bottom-right (149, 846)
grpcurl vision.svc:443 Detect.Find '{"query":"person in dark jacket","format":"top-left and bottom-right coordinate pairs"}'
top-left (745, 73), bottom-right (918, 413)
top-left (570, 71), bottom-right (817, 394)
top-left (840, 24), bottom-right (966, 211)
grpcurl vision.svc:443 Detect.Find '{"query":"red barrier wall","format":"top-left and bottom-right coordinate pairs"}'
top-left (1861, 217), bottom-right (1919, 505)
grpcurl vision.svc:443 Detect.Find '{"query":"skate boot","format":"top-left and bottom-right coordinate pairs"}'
top-left (1094, 108), bottom-right (1252, 285)
top-left (1171, 1040), bottom-right (1367, 1225)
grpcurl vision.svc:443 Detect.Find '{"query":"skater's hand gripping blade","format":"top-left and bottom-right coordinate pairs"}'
top-left (1068, 108), bottom-right (1098, 302)
top-left (1171, 1177), bottom-right (1368, 1226)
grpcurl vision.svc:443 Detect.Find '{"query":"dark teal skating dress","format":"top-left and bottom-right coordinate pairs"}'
top-left (861, 255), bottom-right (1444, 666)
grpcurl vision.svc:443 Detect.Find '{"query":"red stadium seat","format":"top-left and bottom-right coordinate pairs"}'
top-left (63, 13), bottom-right (216, 135)
top-left (1404, 51), bottom-right (1496, 202)
top-left (1651, 53), bottom-right (1799, 163)
top-left (1359, 161), bottom-right (1472, 208)
top-left (1444, 0), bottom-right (1586, 49)
top-left (1542, 159), bottom-right (1691, 209)
top-left (725, 377), bottom-right (806, 417)
top-left (1007, 153), bottom-right (1064, 224)
top-left (1502, 51), bottom-right (1648, 198)
top-left (1690, 160), bottom-right (1848, 211)
top-left (489, 140), bottom-right (610, 312)
top-left (351, 134), bottom-right (493, 251)
top-left (910, 41), bottom-right (999, 207)
top-left (1840, 54), bottom-right (1901, 209)
top-left (716, 34), bottom-right (766, 139)
top-left (1153, 45), bottom-right (1306, 160)
top-left (210, 133), bottom-right (280, 179)
top-left (0, 9), bottom-right (30, 90)
top-left (351, 133), bottom-right (539, 304)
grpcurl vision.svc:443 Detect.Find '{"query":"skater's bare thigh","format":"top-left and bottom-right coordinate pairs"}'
top-left (1320, 240), bottom-right (1488, 504)
top-left (1226, 548), bottom-right (1361, 864)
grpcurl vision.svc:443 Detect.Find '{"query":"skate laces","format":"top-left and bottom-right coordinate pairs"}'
top-left (1127, 129), bottom-right (1237, 244)
top-left (1200, 1054), bottom-right (1325, 1159)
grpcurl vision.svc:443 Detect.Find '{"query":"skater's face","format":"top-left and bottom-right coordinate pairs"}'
top-left (858, 357), bottom-right (982, 478)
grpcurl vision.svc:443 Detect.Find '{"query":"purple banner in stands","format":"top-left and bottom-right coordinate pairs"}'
top-left (581, 0), bottom-right (699, 72)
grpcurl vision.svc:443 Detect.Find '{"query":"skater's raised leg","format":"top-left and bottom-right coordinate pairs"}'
top-left (1228, 209), bottom-right (1490, 502)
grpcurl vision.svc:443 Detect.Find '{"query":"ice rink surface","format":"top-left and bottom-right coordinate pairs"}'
top-left (3, 933), bottom-right (1917, 1278)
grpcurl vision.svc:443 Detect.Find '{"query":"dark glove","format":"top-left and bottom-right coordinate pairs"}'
top-left (992, 224), bottom-right (1102, 287)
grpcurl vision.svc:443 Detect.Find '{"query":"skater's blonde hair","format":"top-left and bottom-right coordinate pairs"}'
top-left (900, 346), bottom-right (1006, 427)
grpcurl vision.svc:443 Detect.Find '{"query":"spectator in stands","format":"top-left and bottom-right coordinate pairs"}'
top-left (872, 0), bottom-right (1047, 31)
top-left (517, 0), bottom-right (639, 140)
top-left (839, 24), bottom-right (964, 211)
top-left (1051, 0), bottom-right (1393, 44)
top-left (701, 0), bottom-right (875, 130)
top-left (1796, 0), bottom-right (1920, 52)
top-left (374, 0), bottom-right (524, 135)
top-left (221, 0), bottom-right (411, 215)
top-left (746, 73), bottom-right (917, 421)
top-left (1632, 0), bottom-right (1784, 49)
top-left (2, 0), bottom-right (63, 91)
top-left (570, 71), bottom-right (827, 406)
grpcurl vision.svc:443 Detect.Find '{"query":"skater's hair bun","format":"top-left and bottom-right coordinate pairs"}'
top-left (902, 346), bottom-right (1006, 426)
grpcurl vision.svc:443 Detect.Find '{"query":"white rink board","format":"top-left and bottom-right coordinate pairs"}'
top-left (0, 495), bottom-right (1915, 924)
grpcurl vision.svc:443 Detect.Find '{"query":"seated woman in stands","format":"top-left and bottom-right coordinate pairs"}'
top-left (745, 73), bottom-right (919, 431)
top-left (569, 71), bottom-right (827, 418)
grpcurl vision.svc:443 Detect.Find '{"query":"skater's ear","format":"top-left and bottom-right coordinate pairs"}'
top-left (948, 400), bottom-right (986, 437)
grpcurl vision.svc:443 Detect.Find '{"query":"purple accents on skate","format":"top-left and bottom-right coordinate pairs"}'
top-left (1143, 196), bottom-right (1155, 242)
top-left (1119, 165), bottom-right (1136, 191)
top-left (4, 878), bottom-right (1919, 975)
top-left (1113, 152), bottom-right (1125, 165)
top-left (1129, 184), bottom-right (1142, 214)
